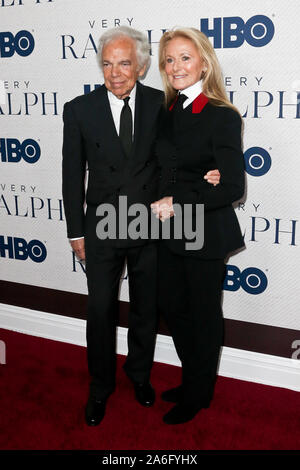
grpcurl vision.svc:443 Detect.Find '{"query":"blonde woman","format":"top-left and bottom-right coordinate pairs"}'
top-left (151, 28), bottom-right (245, 425)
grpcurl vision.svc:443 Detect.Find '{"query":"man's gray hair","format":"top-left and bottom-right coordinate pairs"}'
top-left (98, 26), bottom-right (151, 74)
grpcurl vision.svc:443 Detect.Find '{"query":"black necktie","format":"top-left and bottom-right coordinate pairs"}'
top-left (119, 96), bottom-right (133, 157)
top-left (174, 93), bottom-right (187, 111)
top-left (172, 93), bottom-right (187, 128)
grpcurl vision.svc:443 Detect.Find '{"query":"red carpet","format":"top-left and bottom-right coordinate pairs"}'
top-left (0, 328), bottom-right (299, 451)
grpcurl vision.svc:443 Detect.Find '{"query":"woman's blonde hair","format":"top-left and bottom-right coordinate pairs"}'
top-left (159, 27), bottom-right (238, 113)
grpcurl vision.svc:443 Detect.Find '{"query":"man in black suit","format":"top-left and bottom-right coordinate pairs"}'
top-left (62, 26), bottom-right (164, 426)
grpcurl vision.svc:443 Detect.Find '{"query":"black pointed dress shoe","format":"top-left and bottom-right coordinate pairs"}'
top-left (85, 397), bottom-right (106, 426)
top-left (163, 400), bottom-right (210, 425)
top-left (134, 382), bottom-right (155, 407)
top-left (161, 385), bottom-right (183, 403)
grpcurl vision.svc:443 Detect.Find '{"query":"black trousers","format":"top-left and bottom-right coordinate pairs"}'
top-left (85, 241), bottom-right (158, 401)
top-left (158, 242), bottom-right (226, 406)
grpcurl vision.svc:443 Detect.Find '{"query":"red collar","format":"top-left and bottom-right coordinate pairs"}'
top-left (169, 92), bottom-right (209, 113)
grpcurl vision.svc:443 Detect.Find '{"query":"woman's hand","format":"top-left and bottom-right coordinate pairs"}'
top-left (204, 169), bottom-right (220, 186)
top-left (151, 196), bottom-right (174, 222)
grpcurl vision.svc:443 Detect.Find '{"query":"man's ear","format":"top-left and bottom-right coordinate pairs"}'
top-left (138, 64), bottom-right (147, 78)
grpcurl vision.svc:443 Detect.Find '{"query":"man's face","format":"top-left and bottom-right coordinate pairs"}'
top-left (102, 37), bottom-right (146, 99)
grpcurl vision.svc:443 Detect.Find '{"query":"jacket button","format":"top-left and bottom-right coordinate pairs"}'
top-left (143, 184), bottom-right (147, 190)
top-left (145, 161), bottom-right (150, 167)
top-left (110, 165), bottom-right (116, 172)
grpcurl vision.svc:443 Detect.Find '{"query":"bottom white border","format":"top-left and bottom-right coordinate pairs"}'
top-left (0, 302), bottom-right (299, 392)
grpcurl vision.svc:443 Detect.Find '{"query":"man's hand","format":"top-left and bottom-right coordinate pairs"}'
top-left (151, 196), bottom-right (174, 222)
top-left (70, 238), bottom-right (85, 261)
top-left (204, 169), bottom-right (220, 186)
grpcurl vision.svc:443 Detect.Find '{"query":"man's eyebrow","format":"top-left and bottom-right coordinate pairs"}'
top-left (102, 59), bottom-right (132, 63)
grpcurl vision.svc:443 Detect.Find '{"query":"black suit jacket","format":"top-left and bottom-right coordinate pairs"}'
top-left (62, 82), bottom-right (164, 246)
top-left (156, 93), bottom-right (245, 259)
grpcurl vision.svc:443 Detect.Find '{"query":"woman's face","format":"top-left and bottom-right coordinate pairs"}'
top-left (164, 36), bottom-right (206, 91)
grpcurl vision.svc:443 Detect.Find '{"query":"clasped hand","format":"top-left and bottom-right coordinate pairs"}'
top-left (151, 169), bottom-right (220, 221)
top-left (151, 196), bottom-right (174, 222)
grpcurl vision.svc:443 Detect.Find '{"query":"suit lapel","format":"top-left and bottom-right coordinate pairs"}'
top-left (91, 85), bottom-right (126, 168)
top-left (131, 82), bottom-right (161, 164)
top-left (192, 92), bottom-right (209, 113)
top-left (132, 82), bottom-right (143, 155)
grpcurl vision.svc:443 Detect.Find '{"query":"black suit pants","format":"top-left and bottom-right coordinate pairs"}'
top-left (158, 242), bottom-right (225, 405)
top-left (85, 241), bottom-right (158, 401)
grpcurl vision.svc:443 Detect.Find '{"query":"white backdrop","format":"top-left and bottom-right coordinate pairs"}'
top-left (1, 0), bottom-right (299, 332)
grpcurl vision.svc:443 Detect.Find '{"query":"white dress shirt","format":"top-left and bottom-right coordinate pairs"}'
top-left (180, 80), bottom-right (203, 109)
top-left (70, 85), bottom-right (137, 241)
top-left (107, 84), bottom-right (136, 136)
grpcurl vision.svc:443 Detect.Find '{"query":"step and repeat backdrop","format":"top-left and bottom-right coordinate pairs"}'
top-left (1, 0), bottom-right (299, 352)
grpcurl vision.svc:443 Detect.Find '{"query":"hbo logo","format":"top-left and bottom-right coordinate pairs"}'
top-left (244, 147), bottom-right (272, 176)
top-left (223, 265), bottom-right (268, 295)
top-left (0, 138), bottom-right (41, 163)
top-left (0, 236), bottom-right (47, 263)
top-left (200, 15), bottom-right (275, 48)
top-left (0, 30), bottom-right (35, 57)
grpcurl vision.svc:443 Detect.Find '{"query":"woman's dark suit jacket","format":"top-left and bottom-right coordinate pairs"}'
top-left (156, 93), bottom-right (245, 259)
